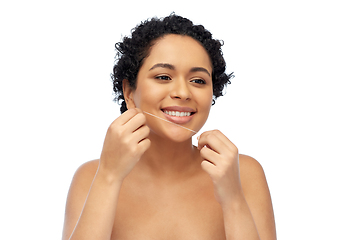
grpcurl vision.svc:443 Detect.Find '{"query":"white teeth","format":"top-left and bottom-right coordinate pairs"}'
top-left (164, 110), bottom-right (191, 117)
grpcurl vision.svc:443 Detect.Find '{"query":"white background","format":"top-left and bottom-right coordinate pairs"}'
top-left (1, 0), bottom-right (359, 239)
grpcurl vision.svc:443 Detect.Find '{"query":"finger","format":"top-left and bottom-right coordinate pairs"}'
top-left (124, 112), bottom-right (147, 133)
top-left (197, 131), bottom-right (211, 150)
top-left (210, 130), bottom-right (237, 153)
top-left (200, 160), bottom-right (217, 175)
top-left (198, 131), bottom-right (226, 154)
top-left (132, 125), bottom-right (150, 143)
top-left (200, 145), bottom-right (220, 166)
top-left (112, 108), bottom-right (139, 126)
top-left (210, 130), bottom-right (239, 158)
top-left (210, 130), bottom-right (232, 146)
top-left (198, 130), bottom-right (234, 155)
top-left (137, 138), bottom-right (151, 155)
top-left (134, 108), bottom-right (143, 113)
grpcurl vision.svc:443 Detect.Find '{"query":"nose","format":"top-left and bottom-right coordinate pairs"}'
top-left (170, 78), bottom-right (192, 101)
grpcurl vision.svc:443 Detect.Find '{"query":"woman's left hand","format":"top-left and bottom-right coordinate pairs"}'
top-left (198, 130), bottom-right (243, 206)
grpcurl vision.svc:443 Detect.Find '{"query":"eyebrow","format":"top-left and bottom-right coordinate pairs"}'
top-left (190, 67), bottom-right (211, 77)
top-left (149, 63), bottom-right (175, 71)
top-left (149, 63), bottom-right (211, 77)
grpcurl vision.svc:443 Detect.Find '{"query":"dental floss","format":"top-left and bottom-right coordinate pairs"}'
top-left (143, 111), bottom-right (197, 134)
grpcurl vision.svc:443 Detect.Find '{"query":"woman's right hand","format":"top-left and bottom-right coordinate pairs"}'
top-left (99, 108), bottom-right (151, 182)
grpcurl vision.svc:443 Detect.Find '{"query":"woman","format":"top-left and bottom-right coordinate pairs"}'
top-left (62, 14), bottom-right (276, 240)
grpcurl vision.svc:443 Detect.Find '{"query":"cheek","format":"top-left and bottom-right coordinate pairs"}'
top-left (132, 82), bottom-right (165, 108)
top-left (200, 88), bottom-right (214, 109)
top-left (196, 89), bottom-right (213, 119)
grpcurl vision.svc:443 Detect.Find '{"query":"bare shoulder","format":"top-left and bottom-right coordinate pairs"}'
top-left (62, 160), bottom-right (99, 240)
top-left (238, 154), bottom-right (265, 183)
top-left (238, 154), bottom-right (263, 170)
top-left (238, 153), bottom-right (268, 199)
top-left (238, 154), bottom-right (277, 240)
top-left (72, 159), bottom-right (99, 183)
top-left (66, 159), bottom-right (100, 209)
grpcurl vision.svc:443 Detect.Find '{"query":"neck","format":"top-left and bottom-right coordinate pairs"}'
top-left (139, 132), bottom-right (200, 177)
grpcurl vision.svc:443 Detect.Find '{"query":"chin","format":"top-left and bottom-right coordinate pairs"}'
top-left (168, 132), bottom-right (195, 143)
top-left (150, 127), bottom-right (196, 143)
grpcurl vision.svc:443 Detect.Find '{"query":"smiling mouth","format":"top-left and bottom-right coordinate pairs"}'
top-left (160, 107), bottom-right (196, 124)
top-left (162, 110), bottom-right (195, 117)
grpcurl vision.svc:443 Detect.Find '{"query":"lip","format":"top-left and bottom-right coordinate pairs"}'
top-left (161, 106), bottom-right (196, 112)
top-left (161, 106), bottom-right (196, 124)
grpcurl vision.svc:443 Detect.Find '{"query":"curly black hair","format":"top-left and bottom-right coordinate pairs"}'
top-left (112, 13), bottom-right (233, 113)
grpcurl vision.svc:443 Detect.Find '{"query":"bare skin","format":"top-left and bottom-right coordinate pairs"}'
top-left (62, 35), bottom-right (276, 240)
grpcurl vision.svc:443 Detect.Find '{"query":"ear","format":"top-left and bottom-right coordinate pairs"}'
top-left (122, 80), bottom-right (136, 109)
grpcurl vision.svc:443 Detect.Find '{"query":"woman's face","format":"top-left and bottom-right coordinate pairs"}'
top-left (125, 34), bottom-right (213, 142)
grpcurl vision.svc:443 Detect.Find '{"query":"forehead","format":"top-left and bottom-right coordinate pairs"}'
top-left (142, 34), bottom-right (212, 72)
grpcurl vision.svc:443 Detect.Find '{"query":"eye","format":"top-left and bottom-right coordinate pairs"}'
top-left (155, 75), bottom-right (171, 81)
top-left (191, 79), bottom-right (206, 84)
